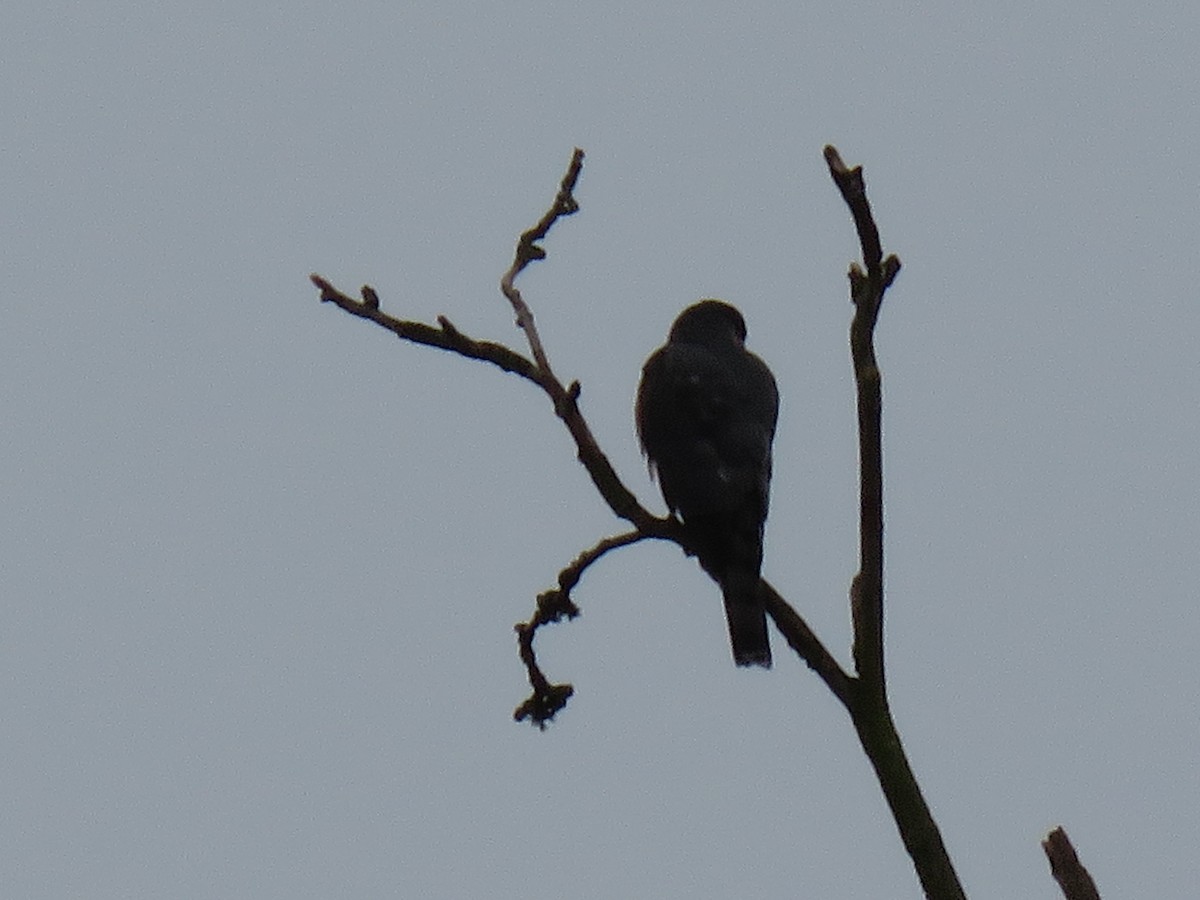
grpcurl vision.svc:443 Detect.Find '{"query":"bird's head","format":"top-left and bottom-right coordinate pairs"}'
top-left (667, 299), bottom-right (748, 347)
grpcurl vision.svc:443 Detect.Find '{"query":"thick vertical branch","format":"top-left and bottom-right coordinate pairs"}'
top-left (826, 142), bottom-right (892, 695)
top-left (826, 145), bottom-right (964, 900)
top-left (851, 345), bottom-right (884, 693)
top-left (848, 697), bottom-right (964, 900)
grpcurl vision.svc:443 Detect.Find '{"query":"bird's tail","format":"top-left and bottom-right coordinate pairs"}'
top-left (720, 569), bottom-right (771, 668)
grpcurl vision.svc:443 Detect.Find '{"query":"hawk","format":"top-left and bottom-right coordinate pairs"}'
top-left (636, 300), bottom-right (779, 667)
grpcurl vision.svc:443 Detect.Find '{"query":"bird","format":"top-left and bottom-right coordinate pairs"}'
top-left (636, 300), bottom-right (779, 667)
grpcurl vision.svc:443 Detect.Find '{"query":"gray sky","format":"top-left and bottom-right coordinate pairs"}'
top-left (4, 2), bottom-right (1198, 897)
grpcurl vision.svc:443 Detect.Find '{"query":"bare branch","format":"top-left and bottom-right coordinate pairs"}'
top-left (824, 145), bottom-right (885, 280)
top-left (311, 275), bottom-right (540, 383)
top-left (490, 150), bottom-right (660, 533)
top-left (560, 530), bottom-right (648, 594)
top-left (513, 609), bottom-right (574, 729)
top-left (826, 146), bottom-right (965, 900)
top-left (315, 152), bottom-right (668, 722)
top-left (311, 152), bottom-right (653, 533)
top-left (1043, 827), bottom-right (1102, 900)
top-left (513, 581), bottom-right (578, 729)
top-left (824, 144), bottom-right (899, 694)
top-left (513, 529), bottom-right (649, 727)
top-left (761, 581), bottom-right (852, 706)
top-left (501, 147), bottom-right (585, 379)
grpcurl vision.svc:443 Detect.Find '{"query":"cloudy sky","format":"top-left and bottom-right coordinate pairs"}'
top-left (4, 2), bottom-right (1197, 897)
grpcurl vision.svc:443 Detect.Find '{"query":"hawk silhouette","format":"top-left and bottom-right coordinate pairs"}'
top-left (636, 300), bottom-right (779, 667)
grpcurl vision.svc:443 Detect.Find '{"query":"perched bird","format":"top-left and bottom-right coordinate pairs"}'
top-left (636, 300), bottom-right (779, 667)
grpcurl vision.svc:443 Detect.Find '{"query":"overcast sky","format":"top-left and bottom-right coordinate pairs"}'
top-left (4, 2), bottom-right (1198, 897)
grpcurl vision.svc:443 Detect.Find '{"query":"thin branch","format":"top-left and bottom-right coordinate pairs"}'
top-left (501, 147), bottom-right (584, 379)
top-left (760, 581), bottom-right (853, 705)
top-left (513, 613), bottom-right (573, 728)
top-left (1043, 828), bottom-right (1102, 900)
top-left (513, 582), bottom-right (577, 729)
top-left (560, 530), bottom-right (649, 594)
top-left (824, 145), bottom-right (884, 276)
top-left (514, 529), bottom-right (648, 728)
top-left (311, 275), bottom-right (541, 383)
top-left (491, 149), bottom-right (659, 532)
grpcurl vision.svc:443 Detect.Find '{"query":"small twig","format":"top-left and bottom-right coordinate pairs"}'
top-left (500, 147), bottom-right (585, 379)
top-left (559, 530), bottom-right (647, 594)
top-left (513, 530), bottom-right (648, 727)
top-left (824, 145), bottom-right (884, 279)
top-left (1043, 827), bottom-right (1102, 900)
top-left (513, 614), bottom-right (573, 728)
top-left (489, 149), bottom-right (658, 533)
top-left (513, 578), bottom-right (579, 728)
